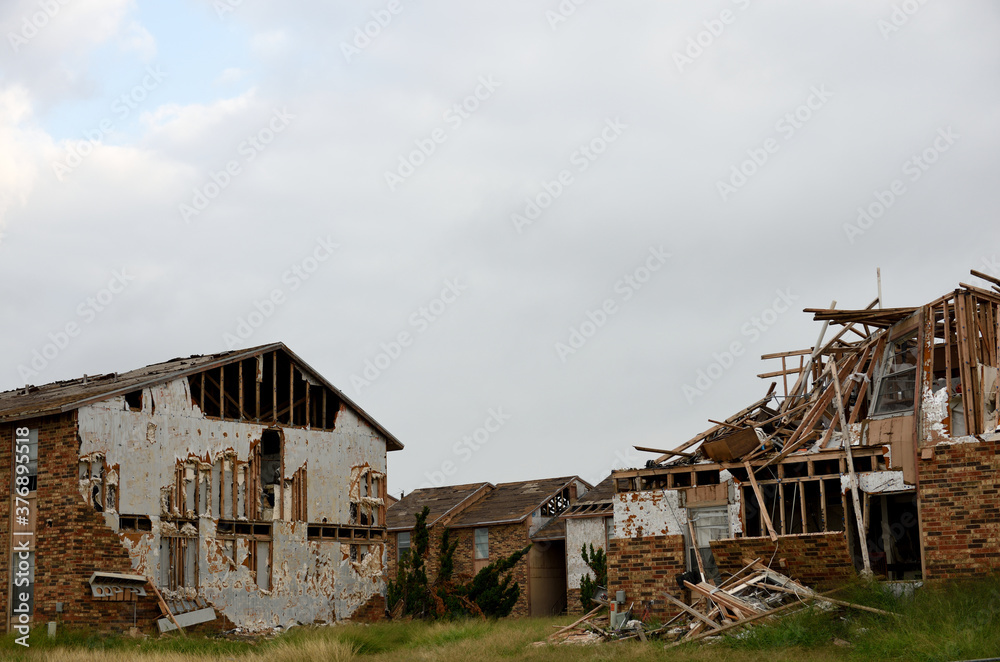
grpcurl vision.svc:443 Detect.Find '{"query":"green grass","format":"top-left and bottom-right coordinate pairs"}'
top-left (2, 577), bottom-right (999, 662)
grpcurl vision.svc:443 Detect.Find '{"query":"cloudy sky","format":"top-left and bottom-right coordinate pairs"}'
top-left (1, 0), bottom-right (998, 496)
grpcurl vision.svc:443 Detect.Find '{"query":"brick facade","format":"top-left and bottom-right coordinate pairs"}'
top-left (711, 532), bottom-right (856, 589)
top-left (1, 415), bottom-right (162, 636)
top-left (918, 439), bottom-right (1000, 580)
top-left (607, 534), bottom-right (686, 622)
top-left (567, 587), bottom-right (583, 614)
top-left (450, 523), bottom-right (531, 617)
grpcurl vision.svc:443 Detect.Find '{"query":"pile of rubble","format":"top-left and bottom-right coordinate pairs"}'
top-left (544, 559), bottom-right (896, 647)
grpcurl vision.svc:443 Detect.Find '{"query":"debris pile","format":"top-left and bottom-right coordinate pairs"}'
top-left (542, 559), bottom-right (897, 647)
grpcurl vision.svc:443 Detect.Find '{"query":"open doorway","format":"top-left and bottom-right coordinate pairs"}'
top-left (846, 490), bottom-right (921, 579)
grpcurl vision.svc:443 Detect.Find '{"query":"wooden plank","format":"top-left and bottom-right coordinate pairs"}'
top-left (971, 268), bottom-right (1000, 289)
top-left (272, 352), bottom-right (278, 423)
top-left (687, 520), bottom-right (707, 583)
top-left (634, 445), bottom-right (694, 458)
top-left (955, 294), bottom-right (977, 434)
top-left (238, 361), bottom-right (244, 420)
top-left (830, 360), bottom-right (871, 576)
top-left (150, 581), bottom-right (186, 636)
top-left (743, 461), bottom-right (777, 541)
top-left (661, 592), bottom-right (721, 631)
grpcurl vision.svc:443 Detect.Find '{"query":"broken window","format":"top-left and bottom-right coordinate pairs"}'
top-left (80, 454), bottom-right (118, 514)
top-left (215, 521), bottom-right (271, 590)
top-left (686, 506), bottom-right (728, 583)
top-left (474, 528), bottom-right (489, 559)
top-left (118, 515), bottom-right (153, 532)
top-left (124, 389), bottom-right (143, 411)
top-left (258, 430), bottom-right (282, 515)
top-left (349, 465), bottom-right (386, 531)
top-left (872, 333), bottom-right (919, 416)
top-left (397, 532), bottom-right (411, 561)
top-left (160, 536), bottom-right (197, 591)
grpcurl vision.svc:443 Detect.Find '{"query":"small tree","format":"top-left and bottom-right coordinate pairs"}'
top-left (579, 543), bottom-right (608, 611)
top-left (389, 509), bottom-right (531, 620)
top-left (387, 506), bottom-right (433, 617)
top-left (462, 544), bottom-right (531, 618)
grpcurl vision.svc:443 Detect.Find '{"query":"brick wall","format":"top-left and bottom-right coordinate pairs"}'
top-left (918, 439), bottom-right (1000, 580)
top-left (450, 523), bottom-right (531, 617)
top-left (350, 593), bottom-right (386, 622)
top-left (567, 587), bottom-right (583, 614)
top-left (2, 415), bottom-right (161, 636)
top-left (386, 525), bottom-right (447, 585)
top-left (711, 532), bottom-right (856, 589)
top-left (607, 534), bottom-right (686, 621)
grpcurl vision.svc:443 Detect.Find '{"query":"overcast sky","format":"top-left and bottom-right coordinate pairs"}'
top-left (1, 0), bottom-right (998, 497)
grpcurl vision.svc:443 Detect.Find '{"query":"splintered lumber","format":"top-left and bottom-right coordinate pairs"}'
top-left (764, 584), bottom-right (899, 616)
top-left (684, 581), bottom-right (761, 616)
top-left (654, 391), bottom-right (776, 464)
top-left (667, 600), bottom-right (804, 647)
top-left (150, 582), bottom-right (186, 636)
top-left (829, 359), bottom-right (872, 576)
top-left (634, 445), bottom-right (694, 458)
top-left (661, 592), bottom-right (721, 631)
top-left (548, 605), bottom-right (603, 640)
top-left (972, 268), bottom-right (1000, 289)
top-left (744, 461), bottom-right (778, 540)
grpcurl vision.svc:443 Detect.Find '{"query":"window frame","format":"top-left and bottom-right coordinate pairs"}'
top-left (474, 527), bottom-right (489, 560)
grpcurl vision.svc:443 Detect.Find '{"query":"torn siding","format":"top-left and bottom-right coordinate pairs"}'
top-left (76, 377), bottom-right (388, 630)
top-left (565, 517), bottom-right (606, 590)
top-left (613, 490), bottom-right (686, 539)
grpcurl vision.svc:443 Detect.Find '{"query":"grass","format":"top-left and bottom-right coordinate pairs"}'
top-left (2, 577), bottom-right (998, 662)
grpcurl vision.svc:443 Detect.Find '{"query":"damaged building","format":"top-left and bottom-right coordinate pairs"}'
top-left (607, 274), bottom-right (1000, 620)
top-left (0, 342), bottom-right (402, 634)
top-left (387, 476), bottom-right (591, 617)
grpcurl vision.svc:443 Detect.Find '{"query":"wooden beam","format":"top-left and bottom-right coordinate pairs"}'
top-left (744, 460), bottom-right (777, 541)
top-left (661, 592), bottom-right (721, 631)
top-left (830, 360), bottom-right (871, 576)
top-left (634, 445), bottom-right (694, 458)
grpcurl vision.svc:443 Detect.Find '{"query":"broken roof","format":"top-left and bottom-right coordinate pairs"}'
top-left (562, 475), bottom-right (615, 518)
top-left (628, 272), bottom-right (1000, 474)
top-left (0, 342), bottom-right (404, 451)
top-left (530, 516), bottom-right (566, 541)
top-left (386, 482), bottom-right (492, 531)
top-left (446, 476), bottom-right (589, 528)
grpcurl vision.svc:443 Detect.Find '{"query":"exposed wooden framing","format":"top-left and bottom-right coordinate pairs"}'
top-left (971, 268), bottom-right (1000, 289)
top-left (289, 363), bottom-right (295, 427)
top-left (654, 391), bottom-right (777, 464)
top-left (232, 457), bottom-right (238, 520)
top-left (761, 349), bottom-right (813, 360)
top-left (151, 578), bottom-right (186, 636)
top-left (798, 482), bottom-right (807, 533)
top-left (944, 299), bottom-right (953, 432)
top-left (219, 456), bottom-right (225, 520)
top-left (744, 460), bottom-right (777, 541)
top-left (219, 367), bottom-right (225, 420)
top-left (819, 479), bottom-right (827, 530)
top-left (199, 372), bottom-right (205, 412)
top-left (778, 483), bottom-right (786, 535)
top-left (279, 431), bottom-right (285, 521)
top-left (687, 519), bottom-right (707, 582)
top-left (830, 359), bottom-right (871, 576)
top-left (238, 361), bottom-right (244, 420)
top-left (779, 301), bottom-right (835, 414)
top-left (322, 390), bottom-right (327, 429)
top-left (634, 445), bottom-right (694, 458)
top-left (305, 382), bottom-right (310, 428)
top-left (255, 359), bottom-right (261, 422)
top-left (955, 293), bottom-right (977, 434)
top-left (272, 352), bottom-right (278, 423)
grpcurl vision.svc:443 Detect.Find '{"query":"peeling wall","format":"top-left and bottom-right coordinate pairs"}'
top-left (75, 377), bottom-right (389, 630)
top-left (565, 517), bottom-right (607, 590)
top-left (613, 489), bottom-right (686, 539)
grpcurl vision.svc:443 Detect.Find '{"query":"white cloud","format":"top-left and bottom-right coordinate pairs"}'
top-left (215, 67), bottom-right (247, 86)
top-left (0, 86), bottom-right (51, 241)
top-left (118, 19), bottom-right (156, 61)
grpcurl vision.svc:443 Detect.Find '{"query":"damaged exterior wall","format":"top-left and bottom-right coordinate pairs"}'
top-left (613, 490), bottom-right (686, 539)
top-left (564, 517), bottom-right (607, 614)
top-left (606, 535), bottom-right (685, 622)
top-left (710, 532), bottom-right (856, 589)
top-left (72, 376), bottom-right (390, 630)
